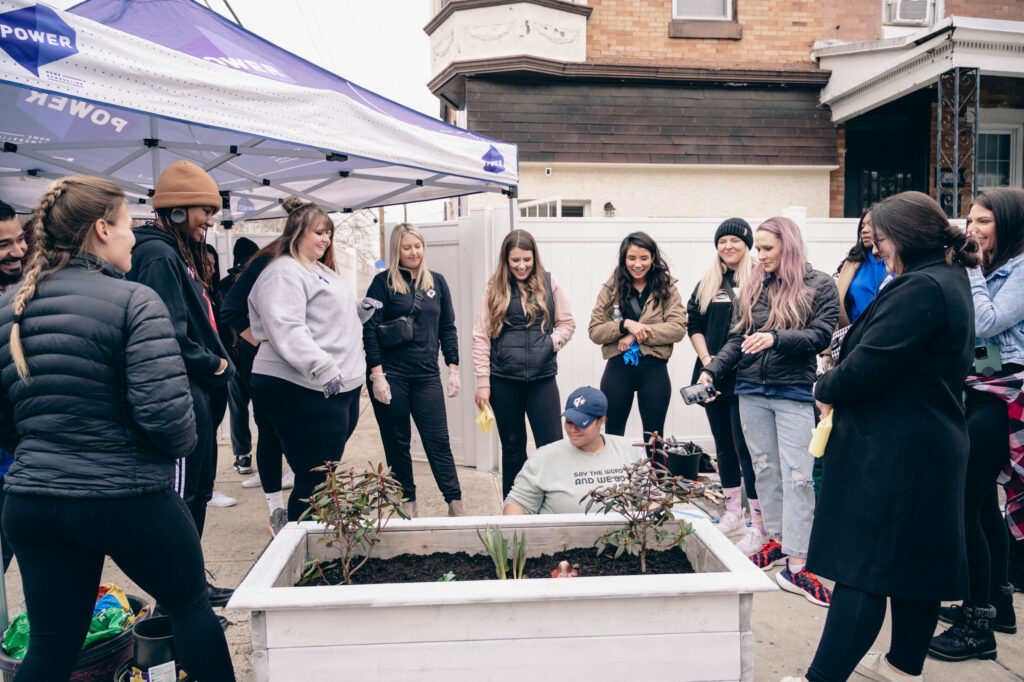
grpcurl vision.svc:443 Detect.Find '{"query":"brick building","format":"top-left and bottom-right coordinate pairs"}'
top-left (425, 0), bottom-right (1024, 218)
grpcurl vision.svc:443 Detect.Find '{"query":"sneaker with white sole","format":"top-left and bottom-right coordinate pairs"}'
top-left (233, 454), bottom-right (252, 475)
top-left (751, 539), bottom-right (785, 571)
top-left (208, 490), bottom-right (237, 507)
top-left (855, 651), bottom-right (921, 681)
top-left (716, 511), bottom-right (746, 537)
top-left (241, 468), bottom-right (294, 490)
top-left (735, 525), bottom-right (767, 556)
top-left (776, 565), bottom-right (831, 606)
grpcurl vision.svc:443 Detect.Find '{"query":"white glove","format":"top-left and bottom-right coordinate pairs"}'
top-left (370, 372), bottom-right (391, 405)
top-left (447, 366), bottom-right (461, 398)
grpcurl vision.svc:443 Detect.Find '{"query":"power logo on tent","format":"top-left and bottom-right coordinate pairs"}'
top-left (0, 4), bottom-right (77, 77)
top-left (482, 145), bottom-right (505, 174)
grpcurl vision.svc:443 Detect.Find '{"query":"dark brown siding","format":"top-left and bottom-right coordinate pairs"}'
top-left (466, 79), bottom-right (837, 166)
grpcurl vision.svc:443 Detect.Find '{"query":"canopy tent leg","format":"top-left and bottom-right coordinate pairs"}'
top-left (507, 186), bottom-right (518, 233)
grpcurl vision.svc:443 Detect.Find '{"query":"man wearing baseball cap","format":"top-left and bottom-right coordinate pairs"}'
top-left (503, 386), bottom-right (643, 515)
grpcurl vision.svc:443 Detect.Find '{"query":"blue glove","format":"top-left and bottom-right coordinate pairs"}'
top-left (623, 341), bottom-right (641, 366)
top-left (322, 374), bottom-right (344, 398)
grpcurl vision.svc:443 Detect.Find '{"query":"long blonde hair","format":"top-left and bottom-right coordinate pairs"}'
top-left (387, 223), bottom-right (434, 295)
top-left (733, 217), bottom-right (812, 333)
top-left (694, 245), bottom-right (756, 314)
top-left (485, 229), bottom-right (550, 338)
top-left (10, 176), bottom-right (126, 380)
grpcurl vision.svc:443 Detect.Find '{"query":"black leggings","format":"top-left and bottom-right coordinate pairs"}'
top-left (227, 341), bottom-right (254, 457)
top-left (964, 386), bottom-right (1012, 605)
top-left (252, 376), bottom-right (361, 520)
top-left (490, 376), bottom-right (562, 498)
top-left (806, 583), bottom-right (940, 681)
top-left (2, 490), bottom-right (234, 682)
top-left (704, 396), bottom-right (757, 498)
top-left (600, 355), bottom-right (671, 462)
top-left (237, 344), bottom-right (287, 495)
top-left (368, 374), bottom-right (462, 502)
top-left (183, 382), bottom-right (216, 537)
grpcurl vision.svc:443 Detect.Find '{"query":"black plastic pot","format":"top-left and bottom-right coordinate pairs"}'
top-left (132, 616), bottom-right (175, 670)
top-left (666, 449), bottom-right (700, 480)
top-left (0, 594), bottom-right (149, 681)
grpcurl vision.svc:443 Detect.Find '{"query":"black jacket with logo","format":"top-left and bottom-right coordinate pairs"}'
top-left (704, 265), bottom-right (839, 388)
top-left (128, 224), bottom-right (233, 387)
top-left (686, 269), bottom-right (739, 393)
top-left (363, 269), bottom-right (459, 379)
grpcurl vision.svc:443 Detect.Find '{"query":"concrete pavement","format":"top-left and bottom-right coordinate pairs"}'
top-left (2, 394), bottom-right (1021, 680)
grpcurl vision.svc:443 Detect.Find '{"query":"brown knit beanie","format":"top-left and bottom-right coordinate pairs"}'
top-left (152, 161), bottom-right (221, 209)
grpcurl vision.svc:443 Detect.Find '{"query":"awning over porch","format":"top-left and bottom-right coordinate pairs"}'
top-left (814, 16), bottom-right (1024, 123)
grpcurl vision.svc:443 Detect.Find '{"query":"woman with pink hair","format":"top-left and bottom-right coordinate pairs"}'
top-left (699, 216), bottom-right (839, 606)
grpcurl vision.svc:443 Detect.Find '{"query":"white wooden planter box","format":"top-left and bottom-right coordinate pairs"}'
top-left (228, 513), bottom-right (776, 682)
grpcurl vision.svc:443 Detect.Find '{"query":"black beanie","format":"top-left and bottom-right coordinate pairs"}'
top-left (714, 218), bottom-right (753, 250)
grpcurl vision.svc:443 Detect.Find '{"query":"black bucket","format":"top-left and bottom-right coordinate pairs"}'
top-left (666, 449), bottom-right (700, 480)
top-left (132, 616), bottom-right (175, 671)
top-left (0, 594), bottom-right (149, 681)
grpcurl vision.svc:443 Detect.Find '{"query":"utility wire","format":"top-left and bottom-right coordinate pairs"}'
top-left (221, 0), bottom-right (244, 27)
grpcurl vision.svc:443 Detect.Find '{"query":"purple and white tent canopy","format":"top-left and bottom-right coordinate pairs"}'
top-left (0, 0), bottom-right (518, 219)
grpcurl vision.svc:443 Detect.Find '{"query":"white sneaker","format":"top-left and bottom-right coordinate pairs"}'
top-left (855, 651), bottom-right (922, 681)
top-left (716, 511), bottom-right (746, 537)
top-left (735, 525), bottom-right (767, 556)
top-left (241, 473), bottom-right (261, 488)
top-left (208, 490), bottom-right (237, 507)
top-left (282, 468), bottom-right (294, 490)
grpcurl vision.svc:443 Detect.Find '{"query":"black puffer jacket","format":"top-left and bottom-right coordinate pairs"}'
top-left (704, 265), bottom-right (839, 388)
top-left (0, 255), bottom-right (198, 498)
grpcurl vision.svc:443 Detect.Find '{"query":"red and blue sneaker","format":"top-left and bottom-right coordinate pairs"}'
top-left (750, 539), bottom-right (785, 571)
top-left (777, 565), bottom-right (831, 607)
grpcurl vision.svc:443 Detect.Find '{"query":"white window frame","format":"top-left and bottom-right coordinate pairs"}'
top-left (673, 0), bottom-right (732, 22)
top-left (977, 123), bottom-right (1023, 190)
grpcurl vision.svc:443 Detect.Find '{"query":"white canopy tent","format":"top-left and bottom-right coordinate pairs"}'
top-left (0, 0), bottom-right (518, 221)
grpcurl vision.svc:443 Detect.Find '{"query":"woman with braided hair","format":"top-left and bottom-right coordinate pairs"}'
top-left (0, 176), bottom-right (235, 681)
top-left (127, 160), bottom-right (235, 604)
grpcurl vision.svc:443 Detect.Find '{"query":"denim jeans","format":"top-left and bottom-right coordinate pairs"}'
top-left (739, 394), bottom-right (816, 558)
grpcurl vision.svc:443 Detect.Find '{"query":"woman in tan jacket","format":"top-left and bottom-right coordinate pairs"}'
top-left (589, 232), bottom-right (686, 461)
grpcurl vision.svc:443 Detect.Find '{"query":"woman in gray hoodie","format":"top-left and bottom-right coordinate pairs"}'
top-left (248, 198), bottom-right (366, 530)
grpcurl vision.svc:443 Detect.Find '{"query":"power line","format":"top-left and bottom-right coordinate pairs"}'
top-left (221, 0), bottom-right (244, 27)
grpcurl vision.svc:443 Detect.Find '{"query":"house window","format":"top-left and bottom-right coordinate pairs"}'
top-left (977, 125), bottom-right (1023, 189)
top-left (519, 197), bottom-right (589, 218)
top-left (669, 0), bottom-right (740, 39)
top-left (673, 0), bottom-right (731, 20)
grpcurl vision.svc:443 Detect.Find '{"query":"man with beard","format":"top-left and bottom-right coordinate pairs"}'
top-left (0, 199), bottom-right (28, 572)
top-left (0, 200), bottom-right (27, 296)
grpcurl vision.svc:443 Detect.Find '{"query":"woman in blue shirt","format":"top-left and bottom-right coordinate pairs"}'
top-left (930, 187), bottom-right (1024, 663)
top-left (836, 210), bottom-right (889, 328)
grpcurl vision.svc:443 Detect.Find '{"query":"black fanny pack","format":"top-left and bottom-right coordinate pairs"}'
top-left (376, 290), bottom-right (423, 349)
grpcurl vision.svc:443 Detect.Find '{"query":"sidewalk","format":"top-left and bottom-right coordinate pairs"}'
top-left (3, 395), bottom-right (1020, 680)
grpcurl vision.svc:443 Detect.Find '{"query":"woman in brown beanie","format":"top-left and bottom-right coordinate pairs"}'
top-left (128, 160), bottom-right (235, 606)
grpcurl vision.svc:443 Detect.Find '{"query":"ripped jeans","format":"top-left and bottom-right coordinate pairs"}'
top-left (739, 394), bottom-right (816, 558)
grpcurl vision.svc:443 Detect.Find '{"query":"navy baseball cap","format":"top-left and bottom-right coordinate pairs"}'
top-left (561, 386), bottom-right (608, 428)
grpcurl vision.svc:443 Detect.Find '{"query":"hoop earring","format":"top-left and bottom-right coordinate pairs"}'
top-left (170, 208), bottom-right (187, 225)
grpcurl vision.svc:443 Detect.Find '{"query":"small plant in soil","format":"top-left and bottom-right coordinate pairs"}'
top-left (581, 458), bottom-right (693, 573)
top-left (477, 525), bottom-right (527, 580)
top-left (299, 461), bottom-right (407, 585)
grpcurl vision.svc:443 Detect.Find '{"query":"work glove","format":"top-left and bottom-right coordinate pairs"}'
top-left (447, 366), bottom-right (461, 398)
top-left (623, 341), bottom-right (642, 366)
top-left (370, 372), bottom-right (392, 405)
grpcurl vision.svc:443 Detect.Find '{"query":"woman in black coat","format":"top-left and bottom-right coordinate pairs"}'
top-left (793, 191), bottom-right (981, 682)
top-left (0, 176), bottom-right (234, 681)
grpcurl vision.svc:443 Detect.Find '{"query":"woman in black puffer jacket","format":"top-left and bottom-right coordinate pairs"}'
top-left (0, 176), bottom-right (235, 681)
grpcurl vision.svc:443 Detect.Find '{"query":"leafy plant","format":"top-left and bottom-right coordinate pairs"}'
top-left (437, 571), bottom-right (457, 582)
top-left (476, 525), bottom-right (527, 580)
top-left (299, 461), bottom-right (407, 585)
top-left (581, 458), bottom-right (693, 573)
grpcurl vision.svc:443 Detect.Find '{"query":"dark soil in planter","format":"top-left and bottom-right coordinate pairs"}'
top-left (300, 546), bottom-right (694, 586)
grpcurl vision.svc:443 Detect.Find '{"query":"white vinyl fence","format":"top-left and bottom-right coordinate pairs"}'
top-left (406, 208), bottom-right (862, 476)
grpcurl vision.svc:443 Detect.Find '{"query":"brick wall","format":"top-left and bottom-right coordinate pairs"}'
top-left (981, 76), bottom-right (1024, 109)
top-left (819, 0), bottom-right (879, 43)
top-left (466, 78), bottom-right (837, 165)
top-left (585, 0), bottom-right (822, 69)
top-left (943, 0), bottom-right (1024, 21)
top-left (830, 125), bottom-right (846, 217)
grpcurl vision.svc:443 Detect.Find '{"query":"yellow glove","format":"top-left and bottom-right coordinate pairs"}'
top-left (475, 404), bottom-right (495, 434)
top-left (809, 410), bottom-right (833, 458)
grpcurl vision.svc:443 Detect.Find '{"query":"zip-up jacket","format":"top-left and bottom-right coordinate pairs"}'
top-left (704, 265), bottom-right (839, 388)
top-left (363, 269), bottom-right (458, 379)
top-left (0, 255), bottom-right (197, 498)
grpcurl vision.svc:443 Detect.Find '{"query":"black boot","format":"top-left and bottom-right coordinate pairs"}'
top-left (929, 604), bottom-right (998, 661)
top-left (939, 585), bottom-right (1017, 634)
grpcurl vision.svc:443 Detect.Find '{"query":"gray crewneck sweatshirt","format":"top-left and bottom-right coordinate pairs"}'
top-left (248, 256), bottom-right (366, 392)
